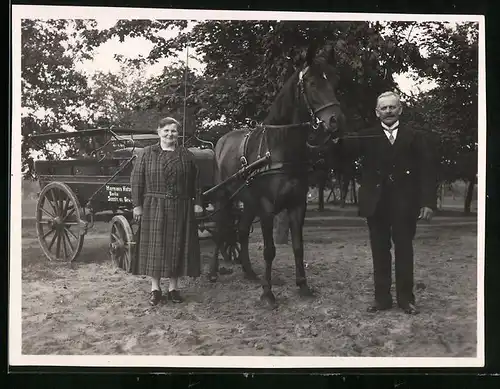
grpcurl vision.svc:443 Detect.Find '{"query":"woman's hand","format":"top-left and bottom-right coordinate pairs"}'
top-left (133, 206), bottom-right (143, 223)
top-left (194, 205), bottom-right (203, 214)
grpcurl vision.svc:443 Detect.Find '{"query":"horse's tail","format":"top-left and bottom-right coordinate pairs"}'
top-left (212, 132), bottom-right (240, 258)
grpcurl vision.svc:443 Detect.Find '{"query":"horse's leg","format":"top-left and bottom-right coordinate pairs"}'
top-left (208, 193), bottom-right (229, 282)
top-left (340, 175), bottom-right (349, 208)
top-left (260, 214), bottom-right (277, 307)
top-left (288, 202), bottom-right (314, 297)
top-left (208, 227), bottom-right (222, 282)
top-left (318, 173), bottom-right (325, 212)
top-left (238, 208), bottom-right (259, 281)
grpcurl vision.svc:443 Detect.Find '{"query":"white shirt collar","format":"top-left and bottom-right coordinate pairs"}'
top-left (381, 120), bottom-right (399, 131)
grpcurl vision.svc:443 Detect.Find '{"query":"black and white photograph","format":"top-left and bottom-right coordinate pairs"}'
top-left (10, 5), bottom-right (485, 368)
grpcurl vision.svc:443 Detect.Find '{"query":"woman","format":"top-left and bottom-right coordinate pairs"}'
top-left (131, 117), bottom-right (203, 306)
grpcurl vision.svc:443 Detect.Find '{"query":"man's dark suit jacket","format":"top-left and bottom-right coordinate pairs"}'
top-left (355, 123), bottom-right (437, 218)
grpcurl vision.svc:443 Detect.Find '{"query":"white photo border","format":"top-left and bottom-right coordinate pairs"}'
top-left (10, 5), bottom-right (486, 369)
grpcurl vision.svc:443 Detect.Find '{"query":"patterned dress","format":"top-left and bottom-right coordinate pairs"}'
top-left (130, 144), bottom-right (201, 279)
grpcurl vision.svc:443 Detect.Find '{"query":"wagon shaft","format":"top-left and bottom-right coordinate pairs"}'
top-left (202, 153), bottom-right (270, 198)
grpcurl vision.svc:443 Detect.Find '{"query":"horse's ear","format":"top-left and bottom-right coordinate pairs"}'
top-left (305, 43), bottom-right (318, 66)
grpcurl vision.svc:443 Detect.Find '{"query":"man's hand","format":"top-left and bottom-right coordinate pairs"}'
top-left (133, 206), bottom-right (143, 223)
top-left (418, 206), bottom-right (433, 221)
top-left (194, 204), bottom-right (203, 214)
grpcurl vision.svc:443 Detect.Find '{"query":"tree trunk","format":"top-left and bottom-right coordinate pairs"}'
top-left (438, 183), bottom-right (445, 210)
top-left (274, 210), bottom-right (289, 244)
top-left (464, 179), bottom-right (475, 214)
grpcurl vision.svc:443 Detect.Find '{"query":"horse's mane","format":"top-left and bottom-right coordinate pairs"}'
top-left (262, 68), bottom-right (300, 126)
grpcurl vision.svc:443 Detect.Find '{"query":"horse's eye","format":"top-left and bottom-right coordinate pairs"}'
top-left (322, 73), bottom-right (327, 79)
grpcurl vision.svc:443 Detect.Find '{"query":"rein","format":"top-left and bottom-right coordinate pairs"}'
top-left (339, 133), bottom-right (385, 140)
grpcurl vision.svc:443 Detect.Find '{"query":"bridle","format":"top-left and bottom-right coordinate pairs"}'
top-left (297, 65), bottom-right (341, 149)
top-left (298, 68), bottom-right (386, 143)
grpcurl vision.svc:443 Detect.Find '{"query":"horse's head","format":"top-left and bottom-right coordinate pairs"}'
top-left (298, 44), bottom-right (345, 149)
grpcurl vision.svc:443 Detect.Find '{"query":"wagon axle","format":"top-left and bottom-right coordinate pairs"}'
top-left (47, 216), bottom-right (63, 228)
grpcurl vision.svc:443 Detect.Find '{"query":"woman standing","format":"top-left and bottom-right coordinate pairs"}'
top-left (131, 117), bottom-right (203, 306)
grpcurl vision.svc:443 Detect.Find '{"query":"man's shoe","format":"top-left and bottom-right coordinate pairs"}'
top-left (400, 303), bottom-right (419, 315)
top-left (366, 301), bottom-right (392, 313)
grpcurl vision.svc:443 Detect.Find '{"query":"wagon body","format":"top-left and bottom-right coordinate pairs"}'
top-left (34, 146), bottom-right (216, 214)
top-left (27, 128), bottom-right (240, 269)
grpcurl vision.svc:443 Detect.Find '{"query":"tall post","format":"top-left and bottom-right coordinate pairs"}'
top-left (182, 44), bottom-right (189, 146)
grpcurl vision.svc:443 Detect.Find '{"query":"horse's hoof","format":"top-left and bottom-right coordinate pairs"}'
top-left (244, 271), bottom-right (259, 281)
top-left (299, 285), bottom-right (315, 298)
top-left (260, 293), bottom-right (277, 309)
top-left (208, 274), bottom-right (218, 283)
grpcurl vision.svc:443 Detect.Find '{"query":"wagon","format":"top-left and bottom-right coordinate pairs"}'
top-left (27, 128), bottom-right (264, 272)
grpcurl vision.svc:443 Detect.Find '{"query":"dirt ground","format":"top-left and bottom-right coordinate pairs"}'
top-left (19, 215), bottom-right (478, 358)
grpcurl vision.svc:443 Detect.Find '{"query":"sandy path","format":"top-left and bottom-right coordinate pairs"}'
top-left (20, 222), bottom-right (477, 357)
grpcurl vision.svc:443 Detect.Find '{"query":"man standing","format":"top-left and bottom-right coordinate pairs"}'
top-left (356, 91), bottom-right (437, 315)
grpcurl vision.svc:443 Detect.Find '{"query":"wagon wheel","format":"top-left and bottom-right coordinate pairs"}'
top-left (109, 215), bottom-right (135, 272)
top-left (36, 182), bottom-right (85, 262)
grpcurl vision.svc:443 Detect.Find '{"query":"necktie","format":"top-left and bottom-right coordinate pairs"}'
top-left (388, 132), bottom-right (395, 145)
top-left (385, 127), bottom-right (397, 145)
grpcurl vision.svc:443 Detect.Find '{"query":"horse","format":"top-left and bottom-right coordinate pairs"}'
top-left (208, 44), bottom-right (345, 308)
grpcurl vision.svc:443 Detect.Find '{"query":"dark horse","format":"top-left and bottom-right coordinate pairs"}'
top-left (208, 45), bottom-right (345, 308)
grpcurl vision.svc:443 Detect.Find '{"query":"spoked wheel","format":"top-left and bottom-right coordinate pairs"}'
top-left (109, 215), bottom-right (135, 272)
top-left (36, 182), bottom-right (85, 262)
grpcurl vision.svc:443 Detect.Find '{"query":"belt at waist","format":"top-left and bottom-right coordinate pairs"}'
top-left (144, 191), bottom-right (192, 200)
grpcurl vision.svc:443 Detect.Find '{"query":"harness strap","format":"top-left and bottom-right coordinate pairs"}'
top-left (239, 131), bottom-right (251, 167)
top-left (250, 161), bottom-right (308, 177)
top-left (257, 127), bottom-right (267, 158)
top-left (239, 125), bottom-right (268, 167)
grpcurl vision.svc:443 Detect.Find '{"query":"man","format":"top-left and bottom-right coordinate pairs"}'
top-left (355, 91), bottom-right (437, 315)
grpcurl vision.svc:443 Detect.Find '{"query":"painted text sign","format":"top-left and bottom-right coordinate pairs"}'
top-left (106, 184), bottom-right (132, 203)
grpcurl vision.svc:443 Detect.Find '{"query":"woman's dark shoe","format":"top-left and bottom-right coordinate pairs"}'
top-left (167, 289), bottom-right (184, 303)
top-left (149, 289), bottom-right (162, 306)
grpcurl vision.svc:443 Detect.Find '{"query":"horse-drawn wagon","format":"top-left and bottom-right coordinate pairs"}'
top-left (27, 127), bottom-right (256, 271)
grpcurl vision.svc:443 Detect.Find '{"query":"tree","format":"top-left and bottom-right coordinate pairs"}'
top-left (405, 22), bottom-right (479, 213)
top-left (102, 20), bottom-right (426, 129)
top-left (100, 20), bottom-right (429, 241)
top-left (21, 19), bottom-right (106, 178)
